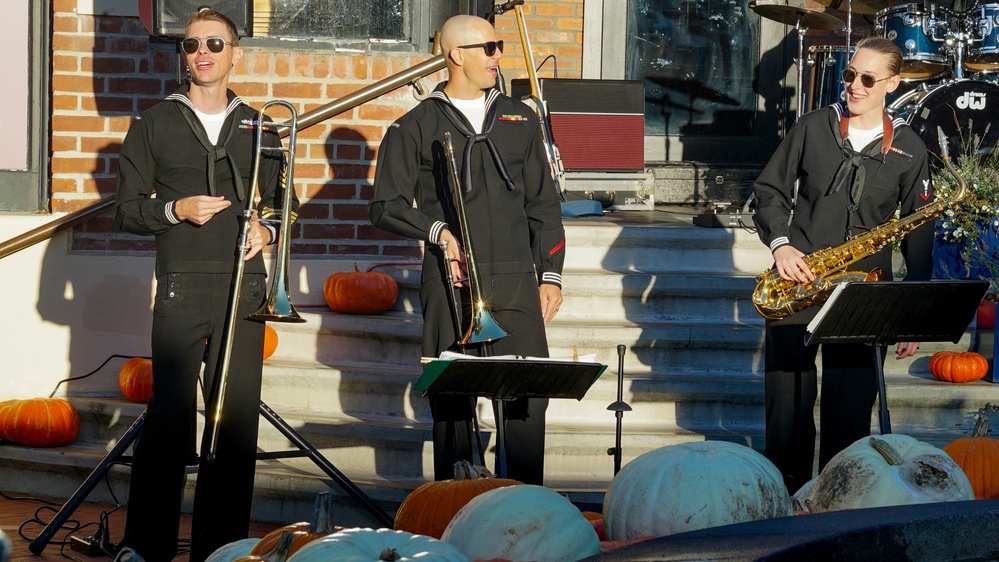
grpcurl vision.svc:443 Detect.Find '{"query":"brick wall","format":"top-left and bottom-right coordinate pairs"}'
top-left (50, 0), bottom-right (583, 259)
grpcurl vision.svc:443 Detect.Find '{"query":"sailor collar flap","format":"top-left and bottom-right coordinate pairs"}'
top-left (430, 87), bottom-right (515, 193)
top-left (168, 89), bottom-right (248, 201)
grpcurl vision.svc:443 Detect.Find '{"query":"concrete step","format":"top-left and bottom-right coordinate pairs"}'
top-left (561, 218), bottom-right (773, 274)
top-left (559, 270), bottom-right (763, 324)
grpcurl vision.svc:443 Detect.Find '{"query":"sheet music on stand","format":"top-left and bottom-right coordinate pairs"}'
top-left (415, 352), bottom-right (605, 402)
top-left (804, 280), bottom-right (988, 347)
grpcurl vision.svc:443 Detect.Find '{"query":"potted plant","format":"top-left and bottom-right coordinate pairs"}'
top-left (932, 130), bottom-right (999, 379)
top-left (932, 131), bottom-right (999, 297)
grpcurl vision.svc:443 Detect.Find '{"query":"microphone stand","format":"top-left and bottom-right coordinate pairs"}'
top-left (606, 344), bottom-right (632, 475)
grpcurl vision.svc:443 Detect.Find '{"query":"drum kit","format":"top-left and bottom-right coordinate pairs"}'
top-left (750, 0), bottom-right (999, 157)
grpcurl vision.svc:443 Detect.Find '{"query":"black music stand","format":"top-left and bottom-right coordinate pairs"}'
top-left (804, 280), bottom-right (989, 434)
top-left (415, 358), bottom-right (606, 477)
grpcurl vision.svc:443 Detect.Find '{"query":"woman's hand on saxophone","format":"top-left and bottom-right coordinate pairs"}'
top-left (773, 245), bottom-right (815, 284)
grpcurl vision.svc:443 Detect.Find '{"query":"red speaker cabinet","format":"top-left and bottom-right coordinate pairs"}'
top-left (510, 79), bottom-right (645, 173)
top-left (138, 0), bottom-right (252, 38)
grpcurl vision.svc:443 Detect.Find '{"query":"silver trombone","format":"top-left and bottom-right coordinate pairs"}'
top-left (205, 100), bottom-right (304, 463)
top-left (442, 132), bottom-right (509, 346)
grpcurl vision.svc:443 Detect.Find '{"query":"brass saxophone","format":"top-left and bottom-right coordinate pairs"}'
top-left (752, 127), bottom-right (969, 320)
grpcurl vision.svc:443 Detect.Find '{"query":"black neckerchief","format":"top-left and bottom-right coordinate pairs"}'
top-left (171, 88), bottom-right (247, 201)
top-left (430, 87), bottom-right (515, 194)
top-left (828, 107), bottom-right (894, 238)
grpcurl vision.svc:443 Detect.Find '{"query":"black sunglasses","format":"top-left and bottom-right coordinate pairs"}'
top-left (840, 68), bottom-right (891, 88)
top-left (457, 40), bottom-right (504, 57)
top-left (181, 37), bottom-right (236, 55)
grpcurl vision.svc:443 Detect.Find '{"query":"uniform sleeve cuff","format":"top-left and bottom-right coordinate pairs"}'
top-left (262, 223), bottom-right (278, 245)
top-left (769, 236), bottom-right (790, 252)
top-left (165, 201), bottom-right (181, 224)
top-left (541, 272), bottom-right (562, 288)
top-left (429, 221), bottom-right (448, 245)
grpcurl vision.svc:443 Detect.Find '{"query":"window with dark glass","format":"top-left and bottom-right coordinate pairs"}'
top-left (626, 0), bottom-right (760, 137)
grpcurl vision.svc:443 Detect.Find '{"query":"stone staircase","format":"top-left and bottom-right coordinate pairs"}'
top-left (3, 209), bottom-right (999, 531)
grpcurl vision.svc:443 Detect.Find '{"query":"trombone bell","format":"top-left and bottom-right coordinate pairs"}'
top-left (461, 301), bottom-right (508, 345)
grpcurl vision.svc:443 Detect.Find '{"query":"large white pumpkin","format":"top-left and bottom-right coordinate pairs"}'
top-left (603, 440), bottom-right (793, 540)
top-left (442, 484), bottom-right (600, 562)
top-left (288, 527), bottom-right (469, 562)
top-left (204, 538), bottom-right (260, 562)
top-left (806, 434), bottom-right (974, 512)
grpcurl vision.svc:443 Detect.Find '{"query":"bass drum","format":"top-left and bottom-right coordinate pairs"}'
top-left (888, 80), bottom-right (999, 160)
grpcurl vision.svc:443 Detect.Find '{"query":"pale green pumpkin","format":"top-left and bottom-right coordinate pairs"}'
top-left (603, 440), bottom-right (793, 540)
top-left (288, 528), bottom-right (468, 562)
top-left (441, 484), bottom-right (600, 562)
top-left (806, 434), bottom-right (974, 512)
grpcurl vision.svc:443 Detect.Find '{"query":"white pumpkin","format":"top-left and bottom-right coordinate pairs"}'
top-left (791, 477), bottom-right (818, 513)
top-left (288, 527), bottom-right (469, 562)
top-left (204, 538), bottom-right (260, 562)
top-left (806, 434), bottom-right (974, 513)
top-left (441, 484), bottom-right (600, 562)
top-left (603, 440), bottom-right (793, 541)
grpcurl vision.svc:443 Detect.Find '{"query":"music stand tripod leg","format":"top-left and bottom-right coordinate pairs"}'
top-left (257, 402), bottom-right (393, 528)
top-left (492, 399), bottom-right (508, 478)
top-left (28, 409), bottom-right (147, 554)
top-left (872, 345), bottom-right (892, 434)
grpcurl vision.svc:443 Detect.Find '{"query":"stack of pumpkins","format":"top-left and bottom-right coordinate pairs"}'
top-left (204, 424), bottom-right (999, 561)
top-left (205, 441), bottom-right (798, 561)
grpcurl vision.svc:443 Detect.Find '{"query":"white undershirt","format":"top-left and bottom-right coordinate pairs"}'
top-left (848, 122), bottom-right (883, 152)
top-left (450, 96), bottom-right (486, 134)
top-left (193, 108), bottom-right (226, 145)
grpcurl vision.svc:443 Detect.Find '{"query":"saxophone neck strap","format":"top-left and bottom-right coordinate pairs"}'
top-left (839, 111), bottom-right (893, 158)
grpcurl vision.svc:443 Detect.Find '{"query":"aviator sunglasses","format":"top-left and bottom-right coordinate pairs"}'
top-left (457, 40), bottom-right (504, 56)
top-left (840, 68), bottom-right (891, 88)
top-left (181, 37), bottom-right (236, 54)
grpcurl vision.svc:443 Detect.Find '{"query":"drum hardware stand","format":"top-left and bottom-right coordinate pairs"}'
top-left (28, 401), bottom-right (394, 554)
top-left (606, 344), bottom-right (632, 475)
top-left (749, 2), bottom-right (846, 117)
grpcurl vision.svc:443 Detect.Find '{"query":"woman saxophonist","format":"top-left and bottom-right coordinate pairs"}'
top-left (751, 36), bottom-right (935, 494)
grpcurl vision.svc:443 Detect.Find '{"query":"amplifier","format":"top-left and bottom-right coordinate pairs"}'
top-left (509, 79), bottom-right (645, 172)
top-left (138, 0), bottom-right (252, 38)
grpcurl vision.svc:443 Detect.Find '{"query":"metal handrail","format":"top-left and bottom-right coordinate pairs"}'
top-left (0, 53), bottom-right (446, 261)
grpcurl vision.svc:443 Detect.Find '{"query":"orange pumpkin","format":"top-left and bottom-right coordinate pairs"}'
top-left (393, 460), bottom-right (522, 539)
top-left (119, 357), bottom-right (153, 403)
top-left (0, 399), bottom-right (19, 441)
top-left (263, 324), bottom-right (278, 360)
top-left (249, 491), bottom-right (341, 555)
top-left (323, 264), bottom-right (398, 315)
top-left (929, 351), bottom-right (989, 383)
top-left (944, 416), bottom-right (999, 499)
top-left (0, 398), bottom-right (80, 447)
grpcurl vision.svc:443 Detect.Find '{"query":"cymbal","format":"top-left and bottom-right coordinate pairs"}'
top-left (749, 1), bottom-right (847, 30)
top-left (812, 0), bottom-right (880, 16)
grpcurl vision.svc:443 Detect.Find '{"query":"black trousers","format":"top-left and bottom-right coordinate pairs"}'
top-left (118, 272), bottom-right (266, 562)
top-left (764, 309), bottom-right (881, 494)
top-left (421, 271), bottom-right (550, 485)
